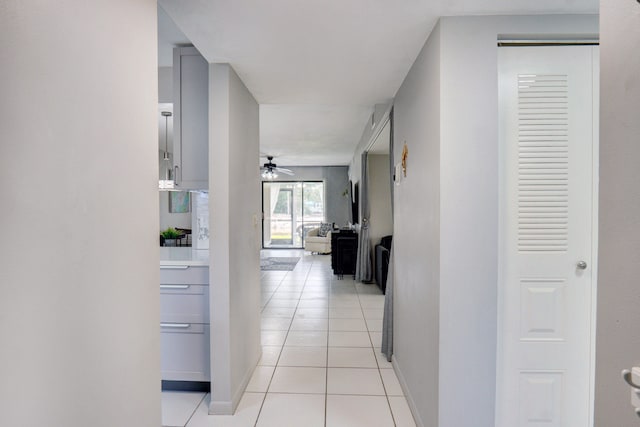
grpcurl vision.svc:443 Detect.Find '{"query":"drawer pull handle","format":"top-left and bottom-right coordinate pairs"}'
top-left (160, 285), bottom-right (190, 290)
top-left (160, 323), bottom-right (191, 329)
top-left (160, 265), bottom-right (189, 270)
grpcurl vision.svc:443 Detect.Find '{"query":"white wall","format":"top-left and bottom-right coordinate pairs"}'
top-left (0, 1), bottom-right (160, 426)
top-left (209, 64), bottom-right (261, 414)
top-left (595, 2), bottom-right (640, 425)
top-left (391, 22), bottom-right (442, 427)
top-left (367, 154), bottom-right (393, 249)
top-left (437, 15), bottom-right (597, 427)
top-left (159, 66), bottom-right (173, 103)
top-left (370, 14), bottom-right (598, 427)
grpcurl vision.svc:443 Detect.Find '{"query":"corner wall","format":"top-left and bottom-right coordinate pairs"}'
top-left (595, 2), bottom-right (640, 424)
top-left (388, 13), bottom-right (598, 427)
top-left (0, 1), bottom-right (160, 426)
top-left (392, 21), bottom-right (442, 427)
top-left (209, 64), bottom-right (261, 414)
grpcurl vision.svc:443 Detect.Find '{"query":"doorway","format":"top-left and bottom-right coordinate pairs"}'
top-left (365, 119), bottom-right (393, 290)
top-left (262, 181), bottom-right (325, 248)
top-left (496, 44), bottom-right (599, 427)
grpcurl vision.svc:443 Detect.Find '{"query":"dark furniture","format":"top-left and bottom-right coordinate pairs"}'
top-left (331, 229), bottom-right (358, 279)
top-left (375, 235), bottom-right (393, 293)
top-left (175, 228), bottom-right (192, 246)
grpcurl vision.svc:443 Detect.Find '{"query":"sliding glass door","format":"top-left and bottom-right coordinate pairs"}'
top-left (262, 181), bottom-right (325, 248)
top-left (300, 182), bottom-right (324, 243)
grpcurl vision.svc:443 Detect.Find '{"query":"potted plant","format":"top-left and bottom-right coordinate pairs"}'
top-left (161, 227), bottom-right (181, 246)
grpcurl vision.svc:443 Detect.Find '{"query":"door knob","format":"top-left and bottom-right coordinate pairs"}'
top-left (577, 261), bottom-right (587, 270)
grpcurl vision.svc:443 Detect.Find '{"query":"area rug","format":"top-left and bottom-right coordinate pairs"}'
top-left (260, 257), bottom-right (300, 271)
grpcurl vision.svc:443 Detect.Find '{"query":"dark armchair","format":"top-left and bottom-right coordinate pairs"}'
top-left (375, 235), bottom-right (392, 293)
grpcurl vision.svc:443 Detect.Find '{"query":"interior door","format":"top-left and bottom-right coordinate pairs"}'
top-left (497, 45), bottom-right (598, 427)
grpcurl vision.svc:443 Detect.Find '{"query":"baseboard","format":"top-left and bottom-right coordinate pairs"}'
top-left (208, 398), bottom-right (233, 415)
top-left (392, 355), bottom-right (425, 427)
top-left (208, 347), bottom-right (262, 415)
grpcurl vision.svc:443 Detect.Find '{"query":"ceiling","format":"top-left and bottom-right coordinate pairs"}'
top-left (158, 0), bottom-right (597, 166)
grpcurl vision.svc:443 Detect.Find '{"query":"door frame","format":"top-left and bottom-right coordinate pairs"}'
top-left (495, 42), bottom-right (599, 426)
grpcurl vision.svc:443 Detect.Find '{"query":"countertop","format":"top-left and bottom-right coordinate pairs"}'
top-left (160, 247), bottom-right (209, 266)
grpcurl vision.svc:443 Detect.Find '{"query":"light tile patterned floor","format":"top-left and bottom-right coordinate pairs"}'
top-left (162, 250), bottom-right (416, 427)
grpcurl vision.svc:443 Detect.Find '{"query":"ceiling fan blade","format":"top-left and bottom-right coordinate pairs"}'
top-left (276, 167), bottom-right (294, 176)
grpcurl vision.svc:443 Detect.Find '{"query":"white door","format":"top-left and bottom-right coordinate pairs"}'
top-left (497, 45), bottom-right (598, 427)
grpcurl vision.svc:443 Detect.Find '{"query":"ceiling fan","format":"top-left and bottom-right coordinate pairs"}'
top-left (261, 156), bottom-right (294, 179)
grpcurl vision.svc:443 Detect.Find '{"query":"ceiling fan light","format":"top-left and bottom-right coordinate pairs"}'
top-left (261, 168), bottom-right (278, 180)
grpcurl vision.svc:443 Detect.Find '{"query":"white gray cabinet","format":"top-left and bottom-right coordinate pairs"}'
top-left (160, 323), bottom-right (210, 382)
top-left (172, 46), bottom-right (208, 190)
top-left (160, 265), bottom-right (210, 382)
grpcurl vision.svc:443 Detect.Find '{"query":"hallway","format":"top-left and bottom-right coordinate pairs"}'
top-left (161, 250), bottom-right (416, 426)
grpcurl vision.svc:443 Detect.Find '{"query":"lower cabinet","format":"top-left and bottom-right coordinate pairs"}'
top-left (160, 266), bottom-right (210, 383)
top-left (160, 323), bottom-right (210, 381)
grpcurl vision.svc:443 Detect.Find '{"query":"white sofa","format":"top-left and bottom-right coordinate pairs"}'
top-left (305, 228), bottom-right (331, 254)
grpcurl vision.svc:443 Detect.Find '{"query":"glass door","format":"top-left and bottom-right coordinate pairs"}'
top-left (300, 182), bottom-right (324, 242)
top-left (262, 181), bottom-right (324, 248)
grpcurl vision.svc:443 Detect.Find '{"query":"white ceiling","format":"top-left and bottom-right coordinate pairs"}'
top-left (158, 0), bottom-right (597, 166)
top-left (260, 104), bottom-right (373, 166)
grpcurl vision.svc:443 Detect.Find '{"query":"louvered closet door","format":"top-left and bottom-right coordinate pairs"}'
top-left (497, 46), bottom-right (598, 427)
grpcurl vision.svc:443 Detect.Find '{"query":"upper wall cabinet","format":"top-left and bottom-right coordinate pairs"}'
top-left (173, 47), bottom-right (208, 190)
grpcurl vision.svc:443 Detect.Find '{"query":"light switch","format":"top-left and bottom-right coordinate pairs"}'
top-left (394, 163), bottom-right (403, 185)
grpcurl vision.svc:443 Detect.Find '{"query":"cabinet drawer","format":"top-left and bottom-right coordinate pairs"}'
top-left (160, 323), bottom-right (210, 382)
top-left (160, 285), bottom-right (209, 324)
top-left (160, 265), bottom-right (208, 285)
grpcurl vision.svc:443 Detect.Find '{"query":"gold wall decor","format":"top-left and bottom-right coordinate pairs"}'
top-left (401, 143), bottom-right (409, 177)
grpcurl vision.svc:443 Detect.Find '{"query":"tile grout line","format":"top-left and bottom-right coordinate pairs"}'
top-left (356, 275), bottom-right (397, 427)
top-left (255, 253), bottom-right (314, 426)
top-left (261, 252), bottom-right (392, 426)
top-left (254, 289), bottom-right (298, 426)
top-left (260, 273), bottom-right (286, 314)
top-left (254, 265), bottom-right (296, 426)
top-left (319, 255), bottom-right (330, 427)
top-left (182, 392), bottom-right (208, 427)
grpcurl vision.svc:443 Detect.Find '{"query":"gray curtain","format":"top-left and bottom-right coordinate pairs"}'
top-left (382, 108), bottom-right (394, 361)
top-left (354, 152), bottom-right (372, 282)
top-left (388, 109), bottom-right (395, 219)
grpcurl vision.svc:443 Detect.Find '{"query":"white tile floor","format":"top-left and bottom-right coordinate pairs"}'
top-left (162, 250), bottom-right (416, 427)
